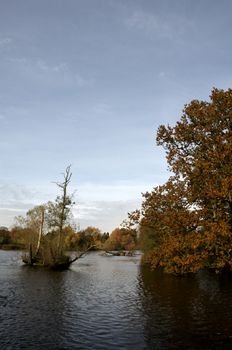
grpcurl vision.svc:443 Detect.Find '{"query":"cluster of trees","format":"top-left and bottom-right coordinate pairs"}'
top-left (64, 226), bottom-right (109, 250)
top-left (0, 226), bottom-right (33, 249)
top-left (3, 222), bottom-right (109, 252)
top-left (1, 222), bottom-right (137, 253)
top-left (16, 166), bottom-right (77, 266)
top-left (127, 88), bottom-right (232, 274)
top-left (1, 162), bottom-right (136, 258)
top-left (103, 227), bottom-right (137, 251)
top-left (1, 162), bottom-right (137, 257)
top-left (9, 165), bottom-right (106, 268)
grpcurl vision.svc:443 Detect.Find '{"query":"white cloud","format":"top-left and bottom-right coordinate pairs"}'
top-left (0, 184), bottom-right (38, 205)
top-left (0, 183), bottom-right (55, 227)
top-left (0, 207), bottom-right (25, 212)
top-left (73, 199), bottom-right (141, 232)
top-left (69, 181), bottom-right (155, 231)
top-left (0, 181), bottom-right (154, 231)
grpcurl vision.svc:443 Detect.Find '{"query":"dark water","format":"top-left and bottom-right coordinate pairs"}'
top-left (0, 251), bottom-right (231, 350)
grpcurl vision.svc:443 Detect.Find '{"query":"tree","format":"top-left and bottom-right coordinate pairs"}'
top-left (104, 227), bottom-right (137, 251)
top-left (156, 88), bottom-right (232, 227)
top-left (76, 226), bottom-right (102, 250)
top-left (0, 227), bottom-right (10, 244)
top-left (20, 165), bottom-right (93, 269)
top-left (12, 206), bottom-right (46, 250)
top-left (51, 165), bottom-right (74, 254)
top-left (134, 88), bottom-right (232, 274)
top-left (138, 177), bottom-right (204, 273)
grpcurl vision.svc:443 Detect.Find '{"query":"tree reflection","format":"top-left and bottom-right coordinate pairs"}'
top-left (138, 266), bottom-right (232, 349)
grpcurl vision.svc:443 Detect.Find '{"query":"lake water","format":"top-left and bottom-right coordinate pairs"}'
top-left (0, 250), bottom-right (231, 349)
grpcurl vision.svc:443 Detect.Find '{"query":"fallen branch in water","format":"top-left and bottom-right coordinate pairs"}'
top-left (69, 245), bottom-right (96, 264)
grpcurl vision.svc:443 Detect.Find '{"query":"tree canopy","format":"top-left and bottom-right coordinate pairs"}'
top-left (131, 88), bottom-right (232, 274)
top-left (103, 227), bottom-right (137, 251)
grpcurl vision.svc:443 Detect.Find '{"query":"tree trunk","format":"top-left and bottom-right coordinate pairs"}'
top-left (35, 209), bottom-right (44, 256)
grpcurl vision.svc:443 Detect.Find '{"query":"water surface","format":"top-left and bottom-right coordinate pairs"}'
top-left (0, 250), bottom-right (231, 349)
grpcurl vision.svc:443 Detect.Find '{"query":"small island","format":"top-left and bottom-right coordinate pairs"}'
top-left (3, 166), bottom-right (137, 270)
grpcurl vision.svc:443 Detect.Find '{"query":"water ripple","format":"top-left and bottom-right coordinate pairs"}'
top-left (0, 251), bottom-right (231, 349)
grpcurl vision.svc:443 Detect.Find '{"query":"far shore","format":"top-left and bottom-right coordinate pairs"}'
top-left (0, 244), bottom-right (26, 251)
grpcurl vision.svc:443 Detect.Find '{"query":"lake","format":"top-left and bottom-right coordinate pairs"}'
top-left (0, 250), bottom-right (231, 349)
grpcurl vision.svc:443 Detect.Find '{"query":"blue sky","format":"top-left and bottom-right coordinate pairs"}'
top-left (0, 0), bottom-right (231, 232)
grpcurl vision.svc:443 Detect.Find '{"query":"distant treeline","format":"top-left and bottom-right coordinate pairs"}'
top-left (0, 225), bottom-right (137, 252)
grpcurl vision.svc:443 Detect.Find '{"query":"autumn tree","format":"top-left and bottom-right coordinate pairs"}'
top-left (138, 177), bottom-right (205, 273)
top-left (104, 227), bottom-right (137, 251)
top-left (76, 226), bottom-right (102, 249)
top-left (134, 88), bottom-right (232, 274)
top-left (12, 205), bottom-right (46, 250)
top-left (157, 88), bottom-right (232, 226)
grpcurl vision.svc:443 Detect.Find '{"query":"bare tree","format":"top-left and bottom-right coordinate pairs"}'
top-left (54, 165), bottom-right (73, 254)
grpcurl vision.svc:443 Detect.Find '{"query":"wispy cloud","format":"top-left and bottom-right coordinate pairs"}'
top-left (73, 199), bottom-right (141, 232)
top-left (0, 181), bottom-right (153, 231)
top-left (8, 57), bottom-right (94, 88)
top-left (71, 181), bottom-right (155, 231)
top-left (125, 11), bottom-right (193, 39)
top-left (37, 60), bottom-right (94, 87)
top-left (0, 207), bottom-right (27, 213)
top-left (37, 60), bottom-right (68, 73)
top-left (74, 202), bottom-right (104, 220)
top-left (0, 183), bottom-right (56, 227)
top-left (0, 184), bottom-right (38, 205)
top-left (0, 185), bottom-right (37, 227)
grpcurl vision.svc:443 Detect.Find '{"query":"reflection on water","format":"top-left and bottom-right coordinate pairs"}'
top-left (139, 267), bottom-right (232, 349)
top-left (0, 251), bottom-right (231, 349)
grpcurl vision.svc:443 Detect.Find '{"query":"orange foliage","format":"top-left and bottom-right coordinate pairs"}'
top-left (104, 227), bottom-right (137, 251)
top-left (138, 88), bottom-right (232, 274)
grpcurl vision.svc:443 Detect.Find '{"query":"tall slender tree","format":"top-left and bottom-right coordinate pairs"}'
top-left (53, 165), bottom-right (74, 254)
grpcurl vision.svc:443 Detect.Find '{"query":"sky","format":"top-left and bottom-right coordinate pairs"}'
top-left (0, 0), bottom-right (231, 232)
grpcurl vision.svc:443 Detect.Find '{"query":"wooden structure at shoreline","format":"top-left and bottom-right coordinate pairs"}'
top-left (105, 250), bottom-right (134, 257)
